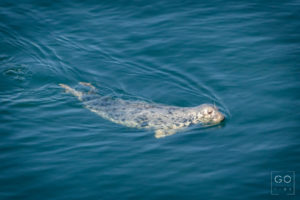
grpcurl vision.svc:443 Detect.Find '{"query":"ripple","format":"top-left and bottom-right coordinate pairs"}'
top-left (2, 65), bottom-right (32, 82)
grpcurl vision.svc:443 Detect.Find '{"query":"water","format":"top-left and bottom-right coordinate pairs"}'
top-left (1, 0), bottom-right (300, 199)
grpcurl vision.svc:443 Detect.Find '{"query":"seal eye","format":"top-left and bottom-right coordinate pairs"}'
top-left (208, 110), bottom-right (213, 114)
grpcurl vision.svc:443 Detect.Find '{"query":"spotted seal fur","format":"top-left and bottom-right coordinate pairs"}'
top-left (59, 82), bottom-right (225, 138)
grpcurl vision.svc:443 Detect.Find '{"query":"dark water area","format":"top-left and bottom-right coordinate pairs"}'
top-left (1, 0), bottom-right (300, 199)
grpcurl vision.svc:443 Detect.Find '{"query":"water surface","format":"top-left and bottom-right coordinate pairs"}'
top-left (1, 0), bottom-right (300, 199)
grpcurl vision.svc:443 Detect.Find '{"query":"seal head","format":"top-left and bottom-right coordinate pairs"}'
top-left (194, 104), bottom-right (225, 125)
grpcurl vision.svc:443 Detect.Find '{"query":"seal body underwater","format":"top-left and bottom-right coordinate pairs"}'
top-left (59, 82), bottom-right (225, 138)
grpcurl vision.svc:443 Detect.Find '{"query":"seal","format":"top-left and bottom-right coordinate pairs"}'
top-left (59, 82), bottom-right (225, 138)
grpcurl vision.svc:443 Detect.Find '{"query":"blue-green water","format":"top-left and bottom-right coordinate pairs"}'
top-left (1, 0), bottom-right (300, 199)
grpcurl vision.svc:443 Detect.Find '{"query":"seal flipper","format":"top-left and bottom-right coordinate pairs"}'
top-left (59, 84), bottom-right (83, 101)
top-left (155, 129), bottom-right (176, 138)
top-left (79, 82), bottom-right (96, 94)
